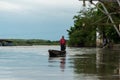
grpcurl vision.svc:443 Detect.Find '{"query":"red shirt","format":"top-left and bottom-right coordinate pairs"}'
top-left (60, 38), bottom-right (66, 45)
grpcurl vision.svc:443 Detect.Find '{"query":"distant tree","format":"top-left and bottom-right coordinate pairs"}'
top-left (67, 7), bottom-right (97, 47)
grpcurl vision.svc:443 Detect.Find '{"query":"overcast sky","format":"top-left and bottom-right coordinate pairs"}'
top-left (0, 0), bottom-right (84, 40)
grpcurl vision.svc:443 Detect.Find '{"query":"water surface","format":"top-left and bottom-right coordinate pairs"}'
top-left (0, 45), bottom-right (119, 80)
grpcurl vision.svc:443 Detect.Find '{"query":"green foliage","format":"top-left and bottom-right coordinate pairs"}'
top-left (68, 30), bottom-right (86, 46)
top-left (68, 2), bottom-right (120, 47)
top-left (97, 2), bottom-right (120, 43)
top-left (68, 8), bottom-right (97, 47)
top-left (8, 39), bottom-right (59, 46)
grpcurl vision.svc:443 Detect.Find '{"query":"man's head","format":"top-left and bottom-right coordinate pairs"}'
top-left (62, 36), bottom-right (64, 39)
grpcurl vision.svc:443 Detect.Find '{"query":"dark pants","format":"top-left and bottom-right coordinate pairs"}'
top-left (61, 45), bottom-right (66, 51)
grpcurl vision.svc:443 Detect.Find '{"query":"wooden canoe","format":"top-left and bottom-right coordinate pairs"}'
top-left (48, 49), bottom-right (66, 57)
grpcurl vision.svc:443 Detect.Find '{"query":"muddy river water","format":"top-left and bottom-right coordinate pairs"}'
top-left (0, 45), bottom-right (119, 80)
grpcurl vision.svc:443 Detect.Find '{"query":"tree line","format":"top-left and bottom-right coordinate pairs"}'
top-left (0, 39), bottom-right (59, 46)
top-left (67, 1), bottom-right (120, 47)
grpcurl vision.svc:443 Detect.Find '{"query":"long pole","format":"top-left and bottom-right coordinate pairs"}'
top-left (116, 0), bottom-right (120, 6)
top-left (99, 2), bottom-right (120, 37)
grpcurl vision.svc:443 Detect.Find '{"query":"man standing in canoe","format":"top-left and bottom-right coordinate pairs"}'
top-left (60, 36), bottom-right (66, 51)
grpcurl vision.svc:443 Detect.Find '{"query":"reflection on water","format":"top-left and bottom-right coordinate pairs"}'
top-left (96, 49), bottom-right (120, 80)
top-left (48, 57), bottom-right (66, 72)
top-left (0, 46), bottom-right (119, 80)
top-left (70, 48), bottom-right (120, 80)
